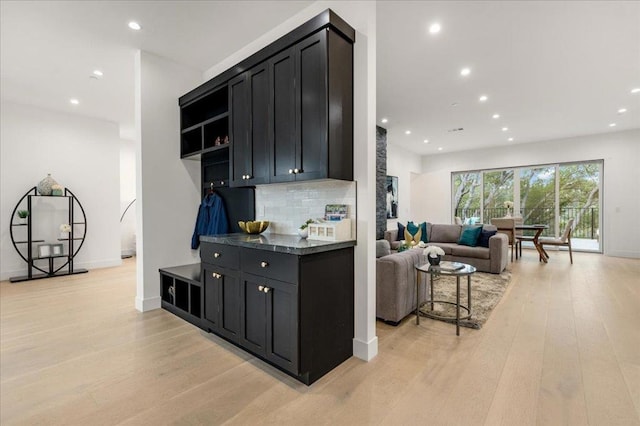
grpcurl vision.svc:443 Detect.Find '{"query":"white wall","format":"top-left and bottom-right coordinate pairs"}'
top-left (203, 1), bottom-right (378, 360)
top-left (386, 142), bottom-right (423, 230)
top-left (120, 140), bottom-right (136, 257)
top-left (134, 51), bottom-right (202, 311)
top-left (0, 101), bottom-right (121, 280)
top-left (416, 129), bottom-right (640, 258)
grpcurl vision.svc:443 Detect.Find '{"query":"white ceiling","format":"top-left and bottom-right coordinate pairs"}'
top-left (2, 1), bottom-right (639, 153)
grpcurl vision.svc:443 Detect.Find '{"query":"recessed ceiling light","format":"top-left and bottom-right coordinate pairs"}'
top-left (128, 21), bottom-right (142, 30)
top-left (437, 147), bottom-right (443, 151)
top-left (429, 23), bottom-right (441, 34)
top-left (631, 88), bottom-right (640, 94)
top-left (460, 68), bottom-right (471, 76)
top-left (423, 139), bottom-right (429, 144)
top-left (405, 130), bottom-right (411, 135)
top-left (479, 95), bottom-right (488, 102)
top-left (381, 118), bottom-right (388, 123)
top-left (492, 114), bottom-right (500, 119)
top-left (508, 137), bottom-right (514, 142)
top-left (450, 102), bottom-right (459, 107)
top-left (93, 70), bottom-right (103, 77)
top-left (70, 98), bottom-right (79, 105)
top-left (609, 123), bottom-right (617, 127)
top-left (618, 108), bottom-right (627, 114)
top-left (501, 127), bottom-right (508, 132)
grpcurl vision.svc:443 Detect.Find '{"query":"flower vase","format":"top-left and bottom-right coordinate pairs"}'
top-left (60, 232), bottom-right (69, 240)
top-left (19, 218), bottom-right (27, 225)
top-left (428, 255), bottom-right (442, 266)
top-left (298, 228), bottom-right (308, 239)
top-left (505, 208), bottom-right (512, 217)
top-left (37, 173), bottom-right (58, 196)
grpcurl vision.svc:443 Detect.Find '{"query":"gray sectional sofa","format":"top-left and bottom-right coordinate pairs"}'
top-left (376, 223), bottom-right (508, 324)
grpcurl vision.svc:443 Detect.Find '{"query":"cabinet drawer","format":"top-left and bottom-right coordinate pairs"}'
top-left (241, 248), bottom-right (298, 284)
top-left (201, 242), bottom-right (240, 269)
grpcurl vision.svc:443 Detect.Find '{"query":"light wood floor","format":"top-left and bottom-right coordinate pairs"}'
top-left (1, 251), bottom-right (639, 425)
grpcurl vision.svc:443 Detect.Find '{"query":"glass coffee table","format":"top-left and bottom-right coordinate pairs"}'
top-left (415, 262), bottom-right (477, 336)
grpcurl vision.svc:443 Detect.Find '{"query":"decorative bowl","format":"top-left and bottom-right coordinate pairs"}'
top-left (238, 220), bottom-right (270, 234)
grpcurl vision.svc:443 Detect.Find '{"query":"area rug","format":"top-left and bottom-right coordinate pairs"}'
top-left (419, 270), bottom-right (511, 329)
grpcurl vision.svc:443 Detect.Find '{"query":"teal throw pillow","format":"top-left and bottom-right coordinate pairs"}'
top-left (407, 221), bottom-right (429, 243)
top-left (458, 225), bottom-right (483, 247)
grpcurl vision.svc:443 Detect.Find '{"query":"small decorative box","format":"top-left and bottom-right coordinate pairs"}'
top-left (307, 219), bottom-right (352, 241)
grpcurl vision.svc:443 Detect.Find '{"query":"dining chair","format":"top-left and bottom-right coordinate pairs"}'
top-left (514, 216), bottom-right (523, 257)
top-left (538, 219), bottom-right (575, 264)
top-left (490, 217), bottom-right (517, 262)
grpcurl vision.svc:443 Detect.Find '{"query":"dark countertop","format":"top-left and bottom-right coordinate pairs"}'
top-left (200, 233), bottom-right (356, 255)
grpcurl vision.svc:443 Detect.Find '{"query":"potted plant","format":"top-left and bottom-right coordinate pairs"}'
top-left (423, 245), bottom-right (445, 265)
top-left (298, 219), bottom-right (315, 239)
top-left (17, 210), bottom-right (29, 224)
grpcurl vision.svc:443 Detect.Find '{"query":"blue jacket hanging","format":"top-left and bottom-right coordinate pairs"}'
top-left (191, 192), bottom-right (229, 249)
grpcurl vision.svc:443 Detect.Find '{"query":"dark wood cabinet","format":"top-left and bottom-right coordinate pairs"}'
top-left (230, 64), bottom-right (270, 187)
top-left (270, 47), bottom-right (297, 183)
top-left (270, 29), bottom-right (353, 183)
top-left (203, 265), bottom-right (242, 342)
top-left (180, 12), bottom-right (354, 185)
top-left (160, 264), bottom-right (203, 328)
top-left (180, 85), bottom-right (229, 158)
top-left (199, 241), bottom-right (353, 385)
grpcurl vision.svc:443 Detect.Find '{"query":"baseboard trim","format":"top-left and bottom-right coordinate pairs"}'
top-left (353, 335), bottom-right (378, 361)
top-left (605, 250), bottom-right (640, 259)
top-left (135, 296), bottom-right (161, 312)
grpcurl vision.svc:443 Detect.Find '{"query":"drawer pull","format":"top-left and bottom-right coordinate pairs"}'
top-left (263, 287), bottom-right (271, 293)
top-left (260, 261), bottom-right (268, 268)
top-left (288, 169), bottom-right (294, 174)
top-left (258, 285), bottom-right (264, 292)
top-left (214, 252), bottom-right (221, 258)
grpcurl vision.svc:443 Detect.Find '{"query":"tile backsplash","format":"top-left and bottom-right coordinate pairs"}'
top-left (255, 180), bottom-right (357, 236)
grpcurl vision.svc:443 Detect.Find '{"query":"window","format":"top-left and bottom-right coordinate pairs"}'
top-left (452, 160), bottom-right (602, 252)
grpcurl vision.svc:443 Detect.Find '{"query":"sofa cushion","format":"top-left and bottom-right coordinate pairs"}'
top-left (396, 223), bottom-right (405, 241)
top-left (390, 240), bottom-right (402, 250)
top-left (404, 227), bottom-right (422, 244)
top-left (407, 221), bottom-right (428, 243)
top-left (458, 225), bottom-right (483, 247)
top-left (376, 239), bottom-right (391, 258)
top-left (429, 224), bottom-right (462, 243)
top-left (428, 242), bottom-right (458, 255)
top-left (478, 230), bottom-right (497, 248)
top-left (451, 244), bottom-right (491, 259)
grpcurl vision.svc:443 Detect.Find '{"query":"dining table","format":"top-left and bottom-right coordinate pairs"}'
top-left (516, 224), bottom-right (549, 263)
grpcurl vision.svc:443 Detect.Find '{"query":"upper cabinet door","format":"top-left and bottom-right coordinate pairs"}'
top-left (295, 31), bottom-right (328, 182)
top-left (270, 47), bottom-right (297, 183)
top-left (248, 63), bottom-right (270, 185)
top-left (229, 74), bottom-right (250, 187)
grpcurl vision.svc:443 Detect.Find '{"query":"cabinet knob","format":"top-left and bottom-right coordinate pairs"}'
top-left (260, 261), bottom-right (268, 268)
top-left (263, 287), bottom-right (271, 293)
top-left (258, 285), bottom-right (264, 292)
top-left (288, 169), bottom-right (294, 174)
top-left (168, 286), bottom-right (175, 297)
top-left (221, 181), bottom-right (224, 185)
top-left (212, 272), bottom-right (221, 279)
top-left (294, 168), bottom-right (299, 174)
top-left (246, 174), bottom-right (252, 180)
top-left (214, 252), bottom-right (221, 258)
